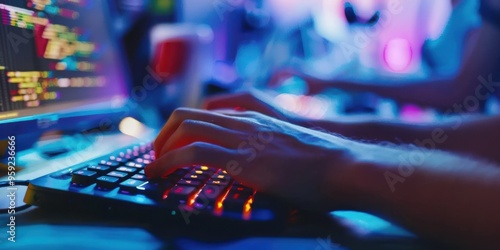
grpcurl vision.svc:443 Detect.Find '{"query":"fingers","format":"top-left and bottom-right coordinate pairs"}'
top-left (204, 92), bottom-right (284, 119)
top-left (157, 120), bottom-right (243, 158)
top-left (145, 142), bottom-right (238, 178)
top-left (154, 108), bottom-right (249, 157)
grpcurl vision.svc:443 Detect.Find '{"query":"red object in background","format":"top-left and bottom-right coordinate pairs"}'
top-left (34, 23), bottom-right (49, 58)
top-left (151, 39), bottom-right (190, 80)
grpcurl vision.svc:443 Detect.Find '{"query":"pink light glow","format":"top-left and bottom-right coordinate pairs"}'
top-left (383, 38), bottom-right (413, 72)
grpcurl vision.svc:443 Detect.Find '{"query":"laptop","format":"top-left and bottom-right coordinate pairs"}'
top-left (0, 1), bottom-right (288, 225)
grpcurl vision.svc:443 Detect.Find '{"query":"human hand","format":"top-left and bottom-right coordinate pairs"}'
top-left (204, 90), bottom-right (303, 125)
top-left (146, 108), bottom-right (362, 212)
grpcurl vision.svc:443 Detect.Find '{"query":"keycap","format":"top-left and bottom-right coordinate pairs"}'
top-left (178, 179), bottom-right (203, 187)
top-left (116, 166), bottom-right (137, 173)
top-left (190, 169), bottom-right (214, 176)
top-left (96, 176), bottom-right (120, 190)
top-left (230, 186), bottom-right (254, 196)
top-left (195, 166), bottom-right (210, 171)
top-left (107, 171), bottom-right (128, 179)
top-left (223, 189), bottom-right (253, 212)
top-left (157, 169), bottom-right (185, 181)
top-left (207, 179), bottom-right (230, 186)
top-left (99, 160), bottom-right (120, 167)
top-left (212, 174), bottom-right (230, 181)
top-left (166, 185), bottom-right (197, 202)
top-left (120, 179), bottom-right (147, 193)
top-left (71, 170), bottom-right (97, 186)
top-left (131, 174), bottom-right (146, 181)
top-left (194, 185), bottom-right (225, 209)
top-left (137, 180), bottom-right (174, 198)
top-left (109, 156), bottom-right (126, 163)
top-left (184, 173), bottom-right (211, 182)
top-left (88, 165), bottom-right (110, 174)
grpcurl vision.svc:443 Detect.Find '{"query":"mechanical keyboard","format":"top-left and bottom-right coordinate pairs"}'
top-left (24, 143), bottom-right (289, 224)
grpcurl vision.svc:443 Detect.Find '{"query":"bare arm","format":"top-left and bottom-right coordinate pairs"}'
top-left (205, 91), bottom-right (500, 163)
top-left (148, 108), bottom-right (500, 248)
top-left (300, 115), bottom-right (500, 164)
top-left (294, 21), bottom-right (500, 109)
top-left (337, 144), bottom-right (500, 249)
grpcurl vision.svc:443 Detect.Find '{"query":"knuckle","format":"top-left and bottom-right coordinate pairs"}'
top-left (179, 119), bottom-right (197, 130)
top-left (242, 110), bottom-right (261, 119)
top-left (171, 107), bottom-right (190, 119)
top-left (188, 142), bottom-right (206, 154)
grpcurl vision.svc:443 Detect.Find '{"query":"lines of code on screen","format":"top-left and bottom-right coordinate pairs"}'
top-left (0, 0), bottom-right (120, 113)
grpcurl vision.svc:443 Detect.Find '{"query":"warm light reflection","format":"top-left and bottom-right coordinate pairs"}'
top-left (119, 117), bottom-right (147, 138)
top-left (243, 198), bottom-right (254, 220)
top-left (214, 188), bottom-right (231, 216)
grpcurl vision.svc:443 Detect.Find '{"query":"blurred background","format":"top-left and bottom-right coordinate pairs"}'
top-left (114, 0), bottom-right (487, 126)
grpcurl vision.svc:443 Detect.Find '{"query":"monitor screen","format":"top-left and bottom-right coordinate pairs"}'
top-left (0, 0), bottom-right (127, 122)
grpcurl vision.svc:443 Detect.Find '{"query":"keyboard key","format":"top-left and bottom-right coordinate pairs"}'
top-left (120, 179), bottom-right (147, 193)
top-left (194, 185), bottom-right (225, 209)
top-left (191, 169), bottom-right (215, 176)
top-left (137, 180), bottom-right (174, 198)
top-left (131, 174), bottom-right (146, 181)
top-left (223, 190), bottom-right (253, 212)
top-left (116, 166), bottom-right (137, 173)
top-left (166, 185), bottom-right (197, 202)
top-left (212, 174), bottom-right (230, 181)
top-left (88, 165), bottom-right (111, 174)
top-left (159, 168), bottom-right (188, 181)
top-left (125, 162), bottom-right (144, 169)
top-left (107, 171), bottom-right (128, 179)
top-left (138, 169), bottom-right (145, 175)
top-left (230, 186), bottom-right (254, 196)
top-left (99, 160), bottom-right (120, 167)
top-left (195, 166), bottom-right (210, 171)
top-left (178, 179), bottom-right (203, 187)
top-left (184, 174), bottom-right (209, 181)
top-left (109, 156), bottom-right (126, 163)
top-left (71, 170), bottom-right (98, 186)
top-left (207, 179), bottom-right (230, 186)
top-left (96, 176), bottom-right (120, 189)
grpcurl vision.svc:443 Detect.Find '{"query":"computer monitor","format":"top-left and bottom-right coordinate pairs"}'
top-left (0, 0), bottom-right (129, 144)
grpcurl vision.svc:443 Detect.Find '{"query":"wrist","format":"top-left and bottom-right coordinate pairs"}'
top-left (322, 142), bottom-right (399, 212)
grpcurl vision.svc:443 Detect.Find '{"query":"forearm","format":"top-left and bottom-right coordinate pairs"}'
top-left (334, 144), bottom-right (500, 248)
top-left (299, 116), bottom-right (500, 164)
top-left (308, 76), bottom-right (468, 109)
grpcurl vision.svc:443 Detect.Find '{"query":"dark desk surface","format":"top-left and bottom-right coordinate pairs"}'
top-left (0, 204), bottom-right (431, 250)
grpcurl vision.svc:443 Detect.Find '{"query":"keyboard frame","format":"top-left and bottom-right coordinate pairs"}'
top-left (23, 144), bottom-right (291, 225)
